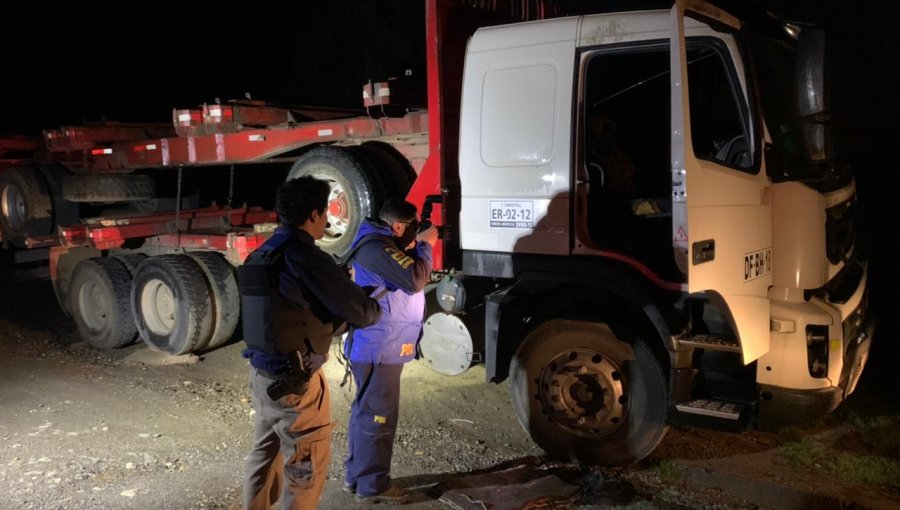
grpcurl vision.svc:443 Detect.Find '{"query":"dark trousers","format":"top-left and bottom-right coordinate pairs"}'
top-left (343, 362), bottom-right (404, 497)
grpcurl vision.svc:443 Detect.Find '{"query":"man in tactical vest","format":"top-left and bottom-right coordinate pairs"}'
top-left (241, 176), bottom-right (382, 510)
top-left (342, 198), bottom-right (438, 504)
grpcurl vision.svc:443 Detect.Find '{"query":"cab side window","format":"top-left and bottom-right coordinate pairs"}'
top-left (687, 40), bottom-right (755, 171)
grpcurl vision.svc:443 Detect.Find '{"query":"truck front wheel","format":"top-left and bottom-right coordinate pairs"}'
top-left (509, 319), bottom-right (668, 465)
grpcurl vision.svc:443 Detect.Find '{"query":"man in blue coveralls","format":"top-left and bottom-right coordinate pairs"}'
top-left (343, 198), bottom-right (438, 504)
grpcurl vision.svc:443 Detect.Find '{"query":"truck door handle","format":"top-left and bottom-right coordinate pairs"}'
top-left (692, 239), bottom-right (715, 265)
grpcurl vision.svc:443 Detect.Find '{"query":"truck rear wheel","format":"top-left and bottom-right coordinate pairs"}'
top-left (185, 251), bottom-right (239, 350)
top-left (70, 257), bottom-right (138, 349)
top-left (131, 255), bottom-right (213, 355)
top-left (113, 253), bottom-right (148, 276)
top-left (509, 319), bottom-right (668, 465)
top-left (0, 166), bottom-right (53, 247)
top-left (288, 146), bottom-right (382, 258)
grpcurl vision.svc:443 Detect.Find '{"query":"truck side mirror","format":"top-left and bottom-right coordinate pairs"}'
top-left (795, 26), bottom-right (828, 163)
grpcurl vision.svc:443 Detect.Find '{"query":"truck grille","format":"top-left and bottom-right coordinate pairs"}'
top-left (804, 260), bottom-right (863, 305)
top-left (823, 261), bottom-right (863, 305)
top-left (826, 199), bottom-right (855, 265)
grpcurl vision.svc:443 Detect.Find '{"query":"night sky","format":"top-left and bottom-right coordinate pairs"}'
top-left (0, 2), bottom-right (426, 133)
top-left (1, 0), bottom-right (898, 389)
top-left (1, 1), bottom-right (896, 139)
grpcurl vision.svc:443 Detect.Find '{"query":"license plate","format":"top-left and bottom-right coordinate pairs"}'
top-left (490, 200), bottom-right (534, 228)
top-left (743, 248), bottom-right (772, 282)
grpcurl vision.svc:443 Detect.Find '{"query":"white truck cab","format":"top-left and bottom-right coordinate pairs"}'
top-left (432, 0), bottom-right (872, 465)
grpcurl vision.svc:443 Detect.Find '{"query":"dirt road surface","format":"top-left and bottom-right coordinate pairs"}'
top-left (1, 280), bottom-right (898, 510)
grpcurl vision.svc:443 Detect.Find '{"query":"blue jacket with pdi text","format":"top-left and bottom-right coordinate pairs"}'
top-left (346, 220), bottom-right (432, 365)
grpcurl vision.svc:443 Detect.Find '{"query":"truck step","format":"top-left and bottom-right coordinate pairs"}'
top-left (675, 399), bottom-right (743, 421)
top-left (678, 334), bottom-right (741, 353)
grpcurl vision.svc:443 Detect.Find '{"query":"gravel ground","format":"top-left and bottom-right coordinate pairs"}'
top-left (1, 279), bottom-right (898, 510)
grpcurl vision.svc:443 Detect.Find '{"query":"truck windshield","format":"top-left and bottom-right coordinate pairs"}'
top-left (747, 20), bottom-right (852, 191)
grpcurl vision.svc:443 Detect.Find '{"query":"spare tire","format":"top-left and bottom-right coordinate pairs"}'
top-left (353, 142), bottom-right (413, 199)
top-left (62, 174), bottom-right (156, 203)
top-left (37, 165), bottom-right (80, 230)
top-left (0, 166), bottom-right (53, 247)
top-left (131, 255), bottom-right (213, 355)
top-left (287, 146), bottom-right (383, 258)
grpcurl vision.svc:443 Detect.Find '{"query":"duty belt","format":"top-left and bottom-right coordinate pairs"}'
top-left (242, 348), bottom-right (293, 377)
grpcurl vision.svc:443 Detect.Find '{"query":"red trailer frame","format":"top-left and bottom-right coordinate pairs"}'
top-left (12, 0), bottom-right (564, 279)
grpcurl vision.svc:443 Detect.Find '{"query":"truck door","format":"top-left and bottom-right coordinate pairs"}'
top-left (670, 0), bottom-right (772, 362)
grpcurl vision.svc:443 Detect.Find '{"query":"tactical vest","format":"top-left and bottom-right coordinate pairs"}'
top-left (237, 231), bottom-right (333, 363)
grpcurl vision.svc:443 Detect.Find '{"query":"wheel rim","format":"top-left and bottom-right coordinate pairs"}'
top-left (140, 278), bottom-right (176, 335)
top-left (78, 281), bottom-right (109, 331)
top-left (1, 184), bottom-right (26, 230)
top-left (319, 175), bottom-right (350, 248)
top-left (539, 348), bottom-right (627, 437)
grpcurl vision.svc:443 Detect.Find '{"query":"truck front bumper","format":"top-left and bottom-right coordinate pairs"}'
top-left (838, 314), bottom-right (874, 398)
top-left (758, 259), bottom-right (874, 428)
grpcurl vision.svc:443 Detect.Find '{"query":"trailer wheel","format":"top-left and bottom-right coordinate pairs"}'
top-left (0, 166), bottom-right (53, 247)
top-left (186, 251), bottom-right (239, 350)
top-left (62, 174), bottom-right (156, 203)
top-left (288, 146), bottom-right (382, 258)
top-left (113, 253), bottom-right (148, 277)
top-left (131, 255), bottom-right (213, 355)
top-left (354, 142), bottom-right (413, 199)
top-left (70, 257), bottom-right (138, 349)
top-left (509, 320), bottom-right (668, 465)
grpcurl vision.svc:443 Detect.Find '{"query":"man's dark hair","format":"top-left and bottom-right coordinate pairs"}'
top-left (275, 176), bottom-right (330, 228)
top-left (378, 198), bottom-right (417, 224)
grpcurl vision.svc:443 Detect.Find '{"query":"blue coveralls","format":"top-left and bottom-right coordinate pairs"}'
top-left (343, 220), bottom-right (432, 497)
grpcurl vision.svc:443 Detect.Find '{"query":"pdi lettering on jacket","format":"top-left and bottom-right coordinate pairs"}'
top-left (384, 247), bottom-right (415, 269)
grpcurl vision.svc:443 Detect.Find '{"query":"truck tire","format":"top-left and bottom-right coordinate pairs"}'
top-left (62, 174), bottom-right (156, 203)
top-left (0, 166), bottom-right (53, 247)
top-left (509, 319), bottom-right (668, 466)
top-left (185, 251), bottom-right (239, 350)
top-left (70, 257), bottom-right (138, 349)
top-left (113, 253), bottom-right (148, 276)
top-left (37, 165), bottom-right (80, 230)
top-left (131, 255), bottom-right (213, 356)
top-left (354, 142), bottom-right (413, 199)
top-left (126, 191), bottom-right (201, 215)
top-left (288, 146), bottom-right (382, 258)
